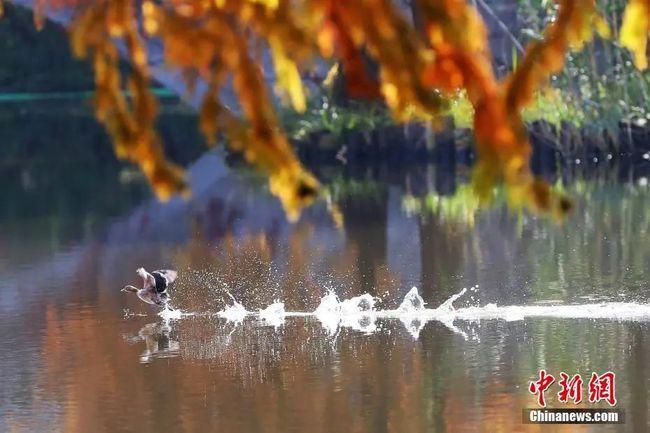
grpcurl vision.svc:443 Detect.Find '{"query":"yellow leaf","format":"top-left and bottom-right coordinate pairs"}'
top-left (250, 0), bottom-right (279, 9)
top-left (620, 0), bottom-right (649, 70)
top-left (270, 37), bottom-right (306, 112)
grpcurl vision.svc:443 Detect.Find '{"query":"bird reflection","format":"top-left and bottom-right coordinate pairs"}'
top-left (124, 321), bottom-right (180, 363)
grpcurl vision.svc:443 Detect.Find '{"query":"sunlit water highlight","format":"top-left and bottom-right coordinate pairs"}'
top-left (155, 286), bottom-right (650, 340)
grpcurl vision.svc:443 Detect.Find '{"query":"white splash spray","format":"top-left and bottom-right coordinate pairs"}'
top-left (397, 287), bottom-right (426, 312)
top-left (395, 287), bottom-right (428, 339)
top-left (259, 301), bottom-right (286, 328)
top-left (336, 293), bottom-right (378, 333)
top-left (217, 291), bottom-right (248, 323)
top-left (313, 290), bottom-right (342, 335)
top-left (158, 304), bottom-right (187, 321)
top-left (150, 286), bottom-right (650, 341)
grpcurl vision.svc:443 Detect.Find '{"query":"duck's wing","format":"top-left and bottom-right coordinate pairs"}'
top-left (153, 269), bottom-right (178, 284)
top-left (136, 268), bottom-right (156, 289)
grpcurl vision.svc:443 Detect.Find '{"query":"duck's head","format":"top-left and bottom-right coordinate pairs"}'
top-left (122, 285), bottom-right (139, 293)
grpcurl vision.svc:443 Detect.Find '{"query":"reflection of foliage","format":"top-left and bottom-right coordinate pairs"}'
top-left (525, 178), bottom-right (650, 302)
top-left (403, 184), bottom-right (486, 227)
top-left (322, 175), bottom-right (385, 203)
top-left (407, 172), bottom-right (650, 310)
top-left (2, 0), bottom-right (648, 220)
top-left (401, 180), bottom-right (597, 226)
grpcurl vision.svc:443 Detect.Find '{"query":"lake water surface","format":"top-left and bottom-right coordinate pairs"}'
top-left (1, 125), bottom-right (650, 432)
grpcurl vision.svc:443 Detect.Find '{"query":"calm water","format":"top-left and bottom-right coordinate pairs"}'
top-left (2, 126), bottom-right (650, 432)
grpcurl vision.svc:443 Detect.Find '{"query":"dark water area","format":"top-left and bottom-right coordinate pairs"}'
top-left (1, 106), bottom-right (650, 433)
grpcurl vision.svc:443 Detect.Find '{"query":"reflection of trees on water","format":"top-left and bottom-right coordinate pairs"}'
top-left (341, 189), bottom-right (389, 296)
top-left (418, 216), bottom-right (463, 306)
top-left (38, 310), bottom-right (640, 433)
top-left (18, 208), bottom-right (650, 433)
top-left (4, 138), bottom-right (650, 433)
top-left (629, 325), bottom-right (648, 433)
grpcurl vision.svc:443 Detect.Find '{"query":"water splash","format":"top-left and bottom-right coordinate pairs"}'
top-left (217, 291), bottom-right (248, 323)
top-left (395, 287), bottom-right (428, 338)
top-left (134, 286), bottom-right (650, 341)
top-left (435, 287), bottom-right (469, 313)
top-left (398, 315), bottom-right (427, 339)
top-left (339, 293), bottom-right (376, 314)
top-left (450, 302), bottom-right (650, 321)
top-left (397, 287), bottom-right (426, 313)
top-left (336, 293), bottom-right (377, 334)
top-left (313, 290), bottom-right (341, 335)
top-left (159, 305), bottom-right (185, 321)
top-left (259, 301), bottom-right (285, 328)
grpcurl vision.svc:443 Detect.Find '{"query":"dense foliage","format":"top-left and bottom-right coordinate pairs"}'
top-left (2, 0), bottom-right (648, 220)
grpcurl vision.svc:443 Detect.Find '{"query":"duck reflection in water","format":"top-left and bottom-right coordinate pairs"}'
top-left (124, 321), bottom-right (180, 363)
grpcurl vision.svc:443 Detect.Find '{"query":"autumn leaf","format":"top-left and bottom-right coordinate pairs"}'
top-left (620, 0), bottom-right (649, 70)
top-left (318, 1), bottom-right (381, 100)
top-left (270, 35), bottom-right (307, 112)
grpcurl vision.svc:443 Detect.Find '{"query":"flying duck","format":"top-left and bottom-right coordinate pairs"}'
top-left (122, 268), bottom-right (178, 306)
